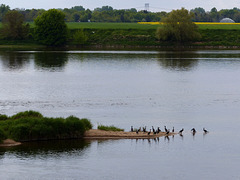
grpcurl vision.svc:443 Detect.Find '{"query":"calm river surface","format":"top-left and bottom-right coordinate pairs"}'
top-left (0, 50), bottom-right (240, 179)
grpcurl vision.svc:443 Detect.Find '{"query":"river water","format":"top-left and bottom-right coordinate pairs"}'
top-left (0, 50), bottom-right (240, 179)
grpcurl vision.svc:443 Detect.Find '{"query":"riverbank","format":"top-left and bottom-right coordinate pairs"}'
top-left (0, 130), bottom-right (176, 147)
top-left (1, 28), bottom-right (240, 49)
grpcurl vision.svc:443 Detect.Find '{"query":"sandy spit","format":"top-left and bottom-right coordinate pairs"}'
top-left (84, 129), bottom-right (176, 139)
top-left (0, 139), bottom-right (22, 147)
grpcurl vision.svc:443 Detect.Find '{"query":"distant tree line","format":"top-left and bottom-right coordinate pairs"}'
top-left (2, 4), bottom-right (240, 23)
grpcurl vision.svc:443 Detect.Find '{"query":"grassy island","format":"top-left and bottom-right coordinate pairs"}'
top-left (0, 111), bottom-right (92, 143)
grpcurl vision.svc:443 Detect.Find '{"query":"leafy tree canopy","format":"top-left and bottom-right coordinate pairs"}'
top-left (34, 9), bottom-right (68, 46)
top-left (156, 8), bottom-right (201, 42)
top-left (1, 10), bottom-right (29, 40)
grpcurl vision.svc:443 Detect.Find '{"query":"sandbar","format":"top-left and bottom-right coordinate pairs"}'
top-left (84, 129), bottom-right (176, 139)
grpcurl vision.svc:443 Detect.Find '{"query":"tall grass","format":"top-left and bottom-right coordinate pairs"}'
top-left (97, 125), bottom-right (124, 131)
top-left (0, 111), bottom-right (92, 142)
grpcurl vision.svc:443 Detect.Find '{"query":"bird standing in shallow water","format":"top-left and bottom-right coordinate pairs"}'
top-left (131, 126), bottom-right (133, 132)
top-left (172, 127), bottom-right (174, 133)
top-left (179, 128), bottom-right (184, 134)
top-left (203, 128), bottom-right (209, 133)
top-left (191, 128), bottom-right (196, 133)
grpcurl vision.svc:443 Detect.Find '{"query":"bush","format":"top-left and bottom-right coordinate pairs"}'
top-left (156, 8), bottom-right (201, 42)
top-left (1, 10), bottom-right (30, 40)
top-left (9, 124), bottom-right (31, 141)
top-left (11, 110), bottom-right (43, 120)
top-left (97, 125), bottom-right (124, 131)
top-left (0, 128), bottom-right (6, 142)
top-left (72, 29), bottom-right (88, 45)
top-left (34, 9), bottom-right (68, 46)
top-left (0, 114), bottom-right (8, 121)
top-left (0, 111), bottom-right (92, 142)
top-left (80, 118), bottom-right (93, 130)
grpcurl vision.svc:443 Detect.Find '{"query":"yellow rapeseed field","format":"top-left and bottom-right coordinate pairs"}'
top-left (138, 22), bottom-right (240, 25)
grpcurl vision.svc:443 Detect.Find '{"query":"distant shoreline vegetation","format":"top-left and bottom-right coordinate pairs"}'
top-left (0, 111), bottom-right (93, 143)
top-left (1, 5), bottom-right (240, 48)
top-left (1, 4), bottom-right (240, 23)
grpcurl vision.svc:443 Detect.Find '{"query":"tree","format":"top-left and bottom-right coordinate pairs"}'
top-left (0, 4), bottom-right (10, 21)
top-left (156, 8), bottom-right (201, 42)
top-left (1, 10), bottom-right (30, 40)
top-left (34, 9), bottom-right (68, 46)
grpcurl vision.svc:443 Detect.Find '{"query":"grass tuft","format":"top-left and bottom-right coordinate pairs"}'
top-left (97, 125), bottom-right (124, 131)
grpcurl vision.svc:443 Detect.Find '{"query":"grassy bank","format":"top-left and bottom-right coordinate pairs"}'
top-left (0, 111), bottom-right (92, 142)
top-left (1, 22), bottom-right (240, 48)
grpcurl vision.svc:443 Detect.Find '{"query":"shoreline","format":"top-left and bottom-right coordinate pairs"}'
top-left (0, 139), bottom-right (22, 147)
top-left (1, 44), bottom-right (240, 51)
top-left (0, 129), bottom-right (176, 146)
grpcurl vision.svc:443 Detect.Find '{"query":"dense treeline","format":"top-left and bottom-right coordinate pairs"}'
top-left (1, 3), bottom-right (240, 23)
top-left (0, 111), bottom-right (93, 142)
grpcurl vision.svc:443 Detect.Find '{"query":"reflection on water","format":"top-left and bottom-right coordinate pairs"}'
top-left (157, 51), bottom-right (199, 71)
top-left (34, 52), bottom-right (68, 70)
top-left (0, 51), bottom-right (30, 70)
top-left (0, 140), bottom-right (90, 159)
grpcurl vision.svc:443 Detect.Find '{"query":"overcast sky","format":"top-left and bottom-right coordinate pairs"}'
top-left (1, 0), bottom-right (239, 12)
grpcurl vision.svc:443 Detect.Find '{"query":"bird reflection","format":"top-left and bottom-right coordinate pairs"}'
top-left (164, 136), bottom-right (170, 141)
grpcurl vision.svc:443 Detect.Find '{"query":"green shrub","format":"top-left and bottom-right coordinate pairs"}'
top-left (0, 114), bottom-right (8, 121)
top-left (72, 29), bottom-right (88, 45)
top-left (80, 118), bottom-right (93, 130)
top-left (0, 127), bottom-right (6, 142)
top-left (97, 125), bottom-right (124, 131)
top-left (34, 9), bottom-right (68, 46)
top-left (11, 110), bottom-right (43, 120)
top-left (9, 124), bottom-right (31, 141)
top-left (0, 111), bottom-right (92, 142)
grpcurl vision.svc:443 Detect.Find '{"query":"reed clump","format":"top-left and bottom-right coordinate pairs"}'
top-left (0, 111), bottom-right (92, 142)
top-left (97, 125), bottom-right (124, 131)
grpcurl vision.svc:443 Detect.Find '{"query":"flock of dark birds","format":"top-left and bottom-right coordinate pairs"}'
top-left (130, 126), bottom-right (209, 136)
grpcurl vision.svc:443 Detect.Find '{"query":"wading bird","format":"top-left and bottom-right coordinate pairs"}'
top-left (179, 128), bottom-right (184, 134)
top-left (203, 128), bottom-right (209, 133)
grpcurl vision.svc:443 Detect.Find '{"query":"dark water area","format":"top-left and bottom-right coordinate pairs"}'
top-left (0, 50), bottom-right (240, 179)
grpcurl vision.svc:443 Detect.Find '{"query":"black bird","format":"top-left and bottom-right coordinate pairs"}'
top-left (136, 129), bottom-right (139, 134)
top-left (157, 127), bottom-right (161, 133)
top-left (148, 129), bottom-right (151, 135)
top-left (172, 127), bottom-right (175, 133)
top-left (143, 126), bottom-right (146, 133)
top-left (179, 128), bottom-right (184, 134)
top-left (164, 126), bottom-right (168, 132)
top-left (203, 128), bottom-right (209, 133)
top-left (166, 129), bottom-right (170, 135)
top-left (131, 126), bottom-right (133, 132)
top-left (138, 127), bottom-right (141, 132)
top-left (191, 128), bottom-right (196, 133)
top-left (152, 126), bottom-right (155, 133)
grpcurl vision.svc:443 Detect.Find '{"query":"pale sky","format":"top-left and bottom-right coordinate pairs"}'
top-left (1, 0), bottom-right (239, 12)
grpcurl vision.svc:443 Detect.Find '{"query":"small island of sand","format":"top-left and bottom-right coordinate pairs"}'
top-left (84, 129), bottom-right (176, 139)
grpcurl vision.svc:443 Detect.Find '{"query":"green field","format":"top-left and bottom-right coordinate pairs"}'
top-left (67, 22), bottom-right (240, 30)
top-left (67, 22), bottom-right (160, 29)
top-left (0, 22), bottom-right (240, 30)
top-left (0, 22), bottom-right (240, 47)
